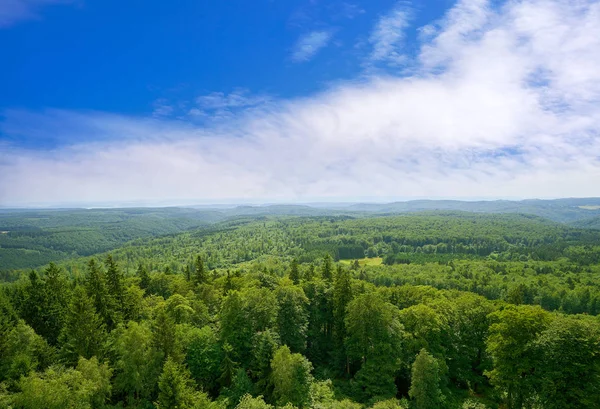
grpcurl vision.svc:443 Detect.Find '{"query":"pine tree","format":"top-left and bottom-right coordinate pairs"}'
top-left (321, 255), bottom-right (333, 282)
top-left (333, 265), bottom-right (353, 373)
top-left (59, 286), bottom-right (106, 364)
top-left (42, 263), bottom-right (70, 345)
top-left (304, 264), bottom-right (315, 281)
top-left (219, 342), bottom-right (238, 388)
top-left (194, 255), bottom-right (207, 285)
top-left (105, 255), bottom-right (125, 313)
top-left (136, 263), bottom-right (150, 290)
top-left (86, 259), bottom-right (118, 330)
top-left (157, 358), bottom-right (212, 409)
top-left (289, 259), bottom-right (301, 284)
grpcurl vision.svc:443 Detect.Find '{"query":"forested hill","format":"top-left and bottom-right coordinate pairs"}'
top-left (1, 211), bottom-right (600, 408)
top-left (43, 212), bottom-right (596, 275)
top-left (2, 197), bottom-right (600, 270)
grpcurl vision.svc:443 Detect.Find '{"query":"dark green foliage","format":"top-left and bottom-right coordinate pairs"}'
top-left (289, 258), bottom-right (301, 284)
top-left (276, 285), bottom-right (309, 353)
top-left (58, 286), bottom-right (106, 364)
top-left (194, 255), bottom-right (207, 285)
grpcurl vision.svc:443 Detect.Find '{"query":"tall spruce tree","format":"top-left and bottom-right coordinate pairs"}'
top-left (86, 259), bottom-right (118, 330)
top-left (333, 265), bottom-right (353, 373)
top-left (289, 259), bottom-right (301, 284)
top-left (105, 255), bottom-right (125, 313)
top-left (194, 255), bottom-right (207, 285)
top-left (59, 286), bottom-right (106, 364)
top-left (321, 255), bottom-right (333, 282)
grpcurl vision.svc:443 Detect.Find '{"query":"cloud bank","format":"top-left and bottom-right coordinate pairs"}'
top-left (2, 0), bottom-right (600, 206)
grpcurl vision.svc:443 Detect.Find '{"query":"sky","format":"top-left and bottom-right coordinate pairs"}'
top-left (1, 0), bottom-right (599, 207)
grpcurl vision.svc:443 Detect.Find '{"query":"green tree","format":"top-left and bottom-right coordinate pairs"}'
top-left (86, 258), bottom-right (119, 330)
top-left (153, 305), bottom-right (179, 360)
top-left (409, 349), bottom-right (443, 409)
top-left (250, 329), bottom-right (280, 397)
top-left (289, 258), bottom-right (301, 284)
top-left (236, 394), bottom-right (273, 409)
top-left (105, 254), bottom-right (125, 313)
top-left (184, 325), bottom-right (222, 394)
top-left (220, 291), bottom-right (253, 362)
top-left (0, 320), bottom-right (54, 383)
top-left (8, 357), bottom-right (112, 409)
top-left (276, 286), bottom-right (309, 353)
top-left (194, 255), bottom-right (207, 285)
top-left (157, 357), bottom-right (215, 409)
top-left (486, 305), bottom-right (551, 409)
top-left (271, 345), bottom-right (313, 408)
top-left (345, 292), bottom-right (404, 401)
top-left (41, 262), bottom-right (70, 345)
top-left (137, 263), bottom-right (151, 289)
top-left (113, 321), bottom-right (163, 404)
top-left (59, 286), bottom-right (106, 364)
top-left (534, 315), bottom-right (600, 408)
top-left (333, 265), bottom-right (353, 373)
top-left (219, 342), bottom-right (239, 388)
top-left (321, 254), bottom-right (333, 282)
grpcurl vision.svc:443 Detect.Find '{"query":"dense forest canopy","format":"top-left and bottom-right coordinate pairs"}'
top-left (1, 207), bottom-right (600, 408)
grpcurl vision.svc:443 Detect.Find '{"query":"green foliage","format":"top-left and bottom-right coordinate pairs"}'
top-left (5, 357), bottom-right (112, 409)
top-left (235, 394), bottom-right (273, 409)
top-left (409, 349), bottom-right (444, 409)
top-left (345, 292), bottom-right (404, 401)
top-left (2, 210), bottom-right (600, 408)
top-left (112, 321), bottom-right (163, 404)
top-left (271, 345), bottom-right (314, 408)
top-left (157, 357), bottom-right (216, 409)
top-left (58, 286), bottom-right (106, 364)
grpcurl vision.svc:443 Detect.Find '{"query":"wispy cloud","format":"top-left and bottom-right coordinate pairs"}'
top-left (368, 3), bottom-right (412, 64)
top-left (291, 30), bottom-right (333, 62)
top-left (2, 0), bottom-right (600, 205)
top-left (189, 89), bottom-right (272, 120)
top-left (0, 0), bottom-right (73, 28)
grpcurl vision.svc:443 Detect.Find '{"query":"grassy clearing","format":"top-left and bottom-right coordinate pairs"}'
top-left (579, 205), bottom-right (600, 210)
top-left (339, 257), bottom-right (383, 267)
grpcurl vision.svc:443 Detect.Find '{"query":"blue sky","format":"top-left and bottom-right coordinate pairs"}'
top-left (1, 0), bottom-right (443, 119)
top-left (1, 0), bottom-right (600, 206)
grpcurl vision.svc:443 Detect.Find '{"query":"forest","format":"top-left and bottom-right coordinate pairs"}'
top-left (1, 209), bottom-right (600, 408)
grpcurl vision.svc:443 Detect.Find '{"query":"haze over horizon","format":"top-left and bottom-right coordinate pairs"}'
top-left (2, 0), bottom-right (600, 206)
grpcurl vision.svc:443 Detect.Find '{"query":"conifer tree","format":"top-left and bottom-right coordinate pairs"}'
top-left (321, 255), bottom-right (333, 282)
top-left (194, 255), bottom-right (207, 285)
top-left (289, 258), bottom-right (301, 284)
top-left (304, 264), bottom-right (315, 281)
top-left (86, 259), bottom-right (115, 328)
top-left (59, 286), bottom-right (106, 364)
top-left (333, 265), bottom-right (352, 373)
top-left (219, 342), bottom-right (238, 388)
top-left (137, 263), bottom-right (150, 290)
top-left (157, 357), bottom-right (212, 409)
top-left (105, 254), bottom-right (125, 312)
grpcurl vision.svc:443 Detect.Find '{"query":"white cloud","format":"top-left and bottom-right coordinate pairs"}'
top-left (0, 0), bottom-right (73, 28)
top-left (368, 3), bottom-right (412, 64)
top-left (2, 0), bottom-right (600, 206)
top-left (291, 30), bottom-right (333, 62)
